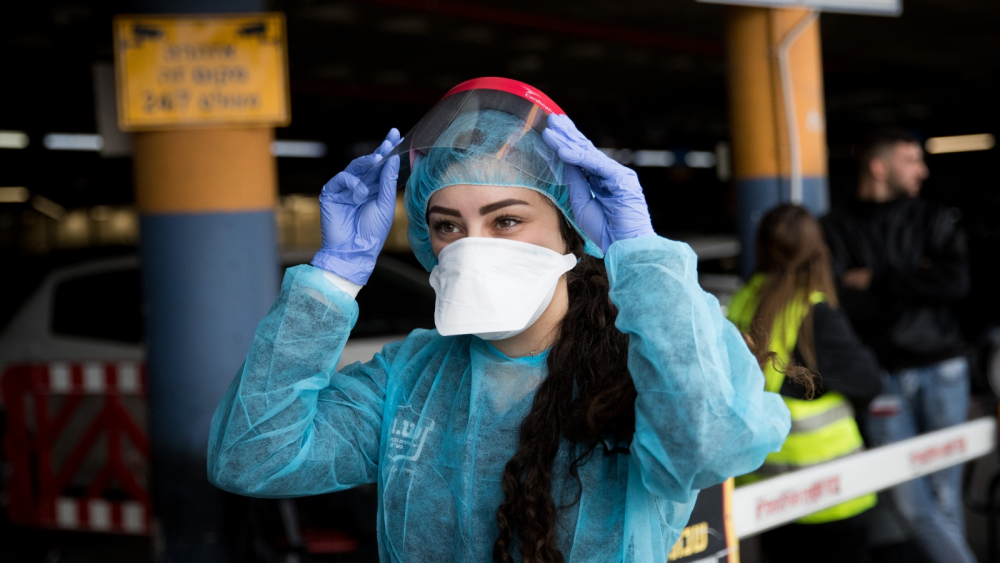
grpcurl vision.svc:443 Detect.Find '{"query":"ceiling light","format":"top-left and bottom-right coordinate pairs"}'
top-left (0, 131), bottom-right (29, 149)
top-left (90, 205), bottom-right (112, 221)
top-left (925, 134), bottom-right (995, 154)
top-left (597, 148), bottom-right (635, 165)
top-left (684, 151), bottom-right (717, 168)
top-left (43, 133), bottom-right (104, 151)
top-left (0, 187), bottom-right (30, 203)
top-left (32, 195), bottom-right (66, 219)
top-left (633, 150), bottom-right (676, 167)
top-left (715, 142), bottom-right (732, 182)
top-left (271, 140), bottom-right (328, 158)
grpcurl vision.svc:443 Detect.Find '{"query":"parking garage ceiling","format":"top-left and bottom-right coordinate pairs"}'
top-left (0, 0), bottom-right (997, 213)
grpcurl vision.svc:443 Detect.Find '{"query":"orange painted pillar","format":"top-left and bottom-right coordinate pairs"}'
top-left (133, 129), bottom-right (276, 213)
top-left (726, 6), bottom-right (829, 275)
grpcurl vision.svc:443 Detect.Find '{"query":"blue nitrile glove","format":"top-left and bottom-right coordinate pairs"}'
top-left (542, 114), bottom-right (654, 253)
top-left (311, 129), bottom-right (402, 285)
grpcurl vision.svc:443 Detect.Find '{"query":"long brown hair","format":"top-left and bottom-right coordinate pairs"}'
top-left (492, 219), bottom-right (635, 563)
top-left (746, 204), bottom-right (838, 391)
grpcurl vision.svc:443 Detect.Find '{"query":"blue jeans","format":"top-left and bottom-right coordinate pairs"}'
top-left (866, 356), bottom-right (975, 563)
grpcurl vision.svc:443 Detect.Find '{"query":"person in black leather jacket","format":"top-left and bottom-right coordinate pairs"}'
top-left (821, 128), bottom-right (975, 563)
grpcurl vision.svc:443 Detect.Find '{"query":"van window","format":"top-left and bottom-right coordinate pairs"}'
top-left (51, 269), bottom-right (143, 343)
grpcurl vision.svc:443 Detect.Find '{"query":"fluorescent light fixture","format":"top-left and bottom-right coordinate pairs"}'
top-left (32, 195), bottom-right (66, 219)
top-left (596, 148), bottom-right (634, 165)
top-left (597, 147), bottom-right (721, 168)
top-left (925, 134), bottom-right (995, 154)
top-left (0, 187), bottom-right (30, 203)
top-left (715, 142), bottom-right (732, 182)
top-left (271, 140), bottom-right (328, 158)
top-left (0, 131), bottom-right (29, 149)
top-left (90, 205), bottom-right (112, 221)
top-left (684, 151), bottom-right (717, 168)
top-left (597, 148), bottom-right (676, 167)
top-left (43, 133), bottom-right (104, 151)
top-left (633, 150), bottom-right (676, 167)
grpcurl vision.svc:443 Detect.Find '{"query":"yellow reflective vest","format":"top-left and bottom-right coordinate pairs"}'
top-left (727, 274), bottom-right (876, 524)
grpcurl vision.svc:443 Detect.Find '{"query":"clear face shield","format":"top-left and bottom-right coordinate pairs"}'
top-left (370, 77), bottom-right (602, 272)
top-left (360, 77), bottom-right (568, 199)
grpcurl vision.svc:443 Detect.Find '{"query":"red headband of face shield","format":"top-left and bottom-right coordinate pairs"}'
top-left (443, 77), bottom-right (564, 116)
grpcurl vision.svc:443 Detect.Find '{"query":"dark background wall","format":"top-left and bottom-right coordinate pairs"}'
top-left (1, 0), bottom-right (998, 333)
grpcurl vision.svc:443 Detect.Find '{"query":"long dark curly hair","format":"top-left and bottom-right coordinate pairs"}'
top-left (491, 218), bottom-right (636, 563)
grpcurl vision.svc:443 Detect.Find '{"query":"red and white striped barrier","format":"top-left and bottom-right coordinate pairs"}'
top-left (2, 362), bottom-right (151, 535)
top-left (733, 416), bottom-right (997, 538)
top-left (54, 497), bottom-right (148, 534)
top-left (4, 363), bottom-right (996, 541)
top-left (44, 361), bottom-right (144, 395)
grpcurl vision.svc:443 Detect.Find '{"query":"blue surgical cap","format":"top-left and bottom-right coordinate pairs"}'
top-left (404, 109), bottom-right (603, 271)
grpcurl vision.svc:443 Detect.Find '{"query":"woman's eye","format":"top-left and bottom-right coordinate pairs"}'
top-left (495, 216), bottom-right (521, 230)
top-left (434, 221), bottom-right (459, 234)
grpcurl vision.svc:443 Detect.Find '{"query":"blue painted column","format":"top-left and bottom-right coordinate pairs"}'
top-left (136, 112), bottom-right (278, 563)
top-left (735, 177), bottom-right (829, 276)
top-left (128, 0), bottom-right (278, 558)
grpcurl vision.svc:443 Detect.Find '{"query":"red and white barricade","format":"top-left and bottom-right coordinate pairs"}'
top-left (732, 416), bottom-right (997, 538)
top-left (2, 362), bottom-right (151, 534)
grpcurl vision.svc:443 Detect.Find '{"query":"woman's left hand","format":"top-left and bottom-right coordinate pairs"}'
top-left (543, 113), bottom-right (655, 253)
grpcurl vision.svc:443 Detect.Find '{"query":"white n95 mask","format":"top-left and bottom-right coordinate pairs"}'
top-left (428, 237), bottom-right (578, 341)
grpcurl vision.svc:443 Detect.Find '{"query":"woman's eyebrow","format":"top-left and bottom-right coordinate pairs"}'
top-left (427, 205), bottom-right (462, 218)
top-left (479, 199), bottom-right (529, 215)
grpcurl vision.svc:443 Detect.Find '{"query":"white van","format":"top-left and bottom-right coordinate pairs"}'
top-left (0, 253), bottom-right (437, 391)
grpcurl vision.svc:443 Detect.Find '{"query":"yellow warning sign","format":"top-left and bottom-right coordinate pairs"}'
top-left (113, 13), bottom-right (290, 130)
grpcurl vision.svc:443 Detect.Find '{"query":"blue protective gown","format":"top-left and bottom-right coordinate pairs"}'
top-left (208, 235), bottom-right (790, 562)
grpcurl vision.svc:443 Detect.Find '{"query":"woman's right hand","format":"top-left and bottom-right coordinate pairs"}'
top-left (311, 129), bottom-right (402, 285)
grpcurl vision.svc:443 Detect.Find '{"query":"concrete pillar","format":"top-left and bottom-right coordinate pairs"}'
top-left (129, 2), bottom-right (278, 561)
top-left (726, 6), bottom-right (829, 275)
top-left (137, 115), bottom-right (278, 563)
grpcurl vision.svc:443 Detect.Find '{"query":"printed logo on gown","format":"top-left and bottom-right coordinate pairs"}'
top-left (388, 404), bottom-right (436, 463)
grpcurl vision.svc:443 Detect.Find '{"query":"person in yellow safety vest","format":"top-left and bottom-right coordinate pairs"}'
top-left (727, 205), bottom-right (883, 563)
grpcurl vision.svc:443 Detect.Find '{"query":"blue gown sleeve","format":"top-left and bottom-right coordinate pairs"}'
top-left (606, 236), bottom-right (790, 503)
top-left (207, 264), bottom-right (398, 498)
